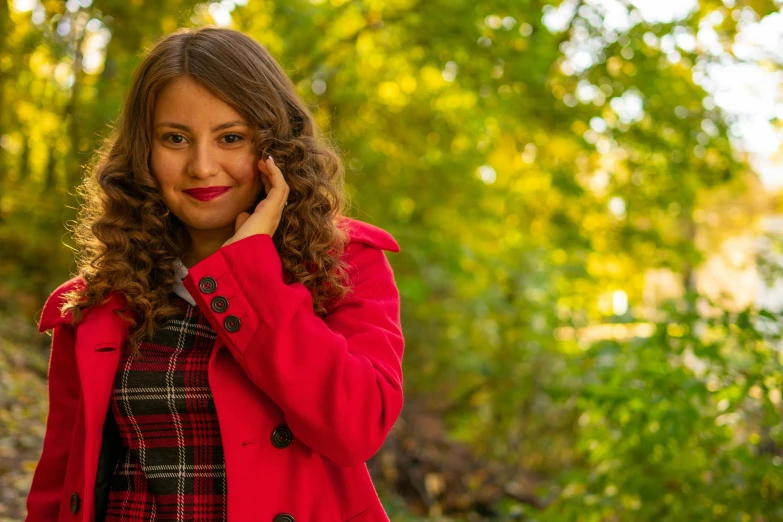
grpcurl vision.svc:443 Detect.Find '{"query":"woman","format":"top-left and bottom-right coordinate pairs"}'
top-left (26, 26), bottom-right (403, 522)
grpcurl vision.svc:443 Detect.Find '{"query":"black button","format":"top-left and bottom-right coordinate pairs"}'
top-left (70, 492), bottom-right (80, 513)
top-left (211, 295), bottom-right (228, 313)
top-left (273, 514), bottom-right (295, 522)
top-left (199, 276), bottom-right (217, 294)
top-left (271, 425), bottom-right (293, 448)
top-left (224, 315), bottom-right (241, 332)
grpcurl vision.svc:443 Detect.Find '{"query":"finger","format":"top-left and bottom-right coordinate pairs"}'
top-left (265, 156), bottom-right (284, 186)
top-left (257, 159), bottom-right (272, 194)
top-left (264, 156), bottom-right (290, 209)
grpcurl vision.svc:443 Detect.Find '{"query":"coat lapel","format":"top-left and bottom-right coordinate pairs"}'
top-left (73, 291), bottom-right (131, 514)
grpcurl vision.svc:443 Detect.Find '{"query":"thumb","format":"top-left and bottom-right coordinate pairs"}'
top-left (234, 212), bottom-right (250, 232)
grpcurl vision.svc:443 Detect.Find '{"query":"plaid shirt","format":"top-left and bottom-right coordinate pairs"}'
top-left (105, 292), bottom-right (227, 521)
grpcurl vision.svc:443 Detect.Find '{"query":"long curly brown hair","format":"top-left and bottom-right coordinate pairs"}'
top-left (62, 26), bottom-right (352, 357)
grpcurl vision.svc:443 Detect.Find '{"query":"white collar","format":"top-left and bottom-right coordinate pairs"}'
top-left (171, 258), bottom-right (197, 306)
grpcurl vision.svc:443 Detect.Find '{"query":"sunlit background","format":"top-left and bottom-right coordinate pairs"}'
top-left (1, 0), bottom-right (783, 520)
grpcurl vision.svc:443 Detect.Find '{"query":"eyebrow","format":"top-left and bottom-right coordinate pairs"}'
top-left (155, 120), bottom-right (248, 132)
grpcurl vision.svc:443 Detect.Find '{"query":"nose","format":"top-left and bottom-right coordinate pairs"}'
top-left (187, 140), bottom-right (220, 179)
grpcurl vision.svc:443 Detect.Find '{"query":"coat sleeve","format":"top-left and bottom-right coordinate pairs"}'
top-left (182, 233), bottom-right (404, 468)
top-left (26, 322), bottom-right (80, 521)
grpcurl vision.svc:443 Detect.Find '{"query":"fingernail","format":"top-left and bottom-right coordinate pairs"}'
top-left (268, 155), bottom-right (275, 163)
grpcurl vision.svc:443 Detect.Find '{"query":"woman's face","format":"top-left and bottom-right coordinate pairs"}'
top-left (150, 75), bottom-right (262, 237)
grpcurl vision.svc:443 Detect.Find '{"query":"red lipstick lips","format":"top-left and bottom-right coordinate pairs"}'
top-left (183, 187), bottom-right (230, 201)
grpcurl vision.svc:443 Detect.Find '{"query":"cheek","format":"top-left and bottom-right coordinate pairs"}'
top-left (231, 154), bottom-right (258, 184)
top-left (150, 148), bottom-right (182, 186)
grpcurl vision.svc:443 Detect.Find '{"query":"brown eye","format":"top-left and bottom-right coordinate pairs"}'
top-left (163, 133), bottom-right (185, 144)
top-left (222, 134), bottom-right (244, 144)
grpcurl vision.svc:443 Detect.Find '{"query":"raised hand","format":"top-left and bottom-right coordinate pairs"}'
top-left (222, 155), bottom-right (290, 247)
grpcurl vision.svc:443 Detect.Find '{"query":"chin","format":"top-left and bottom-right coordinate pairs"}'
top-left (180, 214), bottom-right (236, 231)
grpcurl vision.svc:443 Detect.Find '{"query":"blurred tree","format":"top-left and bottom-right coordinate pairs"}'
top-left (1, 0), bottom-right (782, 519)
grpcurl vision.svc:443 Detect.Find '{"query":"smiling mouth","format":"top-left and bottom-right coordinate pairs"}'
top-left (184, 188), bottom-right (230, 201)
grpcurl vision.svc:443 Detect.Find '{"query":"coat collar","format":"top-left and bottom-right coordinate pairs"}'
top-left (36, 275), bottom-right (134, 336)
top-left (339, 217), bottom-right (400, 252)
top-left (37, 276), bottom-right (84, 333)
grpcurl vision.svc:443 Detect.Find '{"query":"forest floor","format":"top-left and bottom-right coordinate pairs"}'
top-left (0, 311), bottom-right (50, 522)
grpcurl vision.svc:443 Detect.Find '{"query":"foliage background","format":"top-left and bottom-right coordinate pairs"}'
top-left (1, 0), bottom-right (782, 520)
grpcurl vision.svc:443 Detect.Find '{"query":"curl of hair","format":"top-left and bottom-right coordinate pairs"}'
top-left (61, 26), bottom-right (353, 358)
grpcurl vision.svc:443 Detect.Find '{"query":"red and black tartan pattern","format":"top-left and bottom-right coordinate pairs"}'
top-left (105, 292), bottom-right (227, 521)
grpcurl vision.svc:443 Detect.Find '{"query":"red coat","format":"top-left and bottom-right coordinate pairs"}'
top-left (26, 218), bottom-right (404, 522)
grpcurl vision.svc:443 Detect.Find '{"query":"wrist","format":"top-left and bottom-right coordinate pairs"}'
top-left (223, 233), bottom-right (271, 248)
